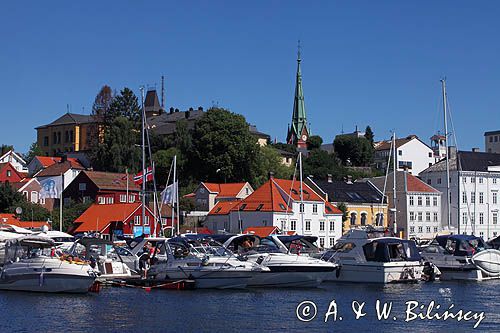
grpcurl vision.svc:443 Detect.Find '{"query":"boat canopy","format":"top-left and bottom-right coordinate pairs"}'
top-left (276, 235), bottom-right (318, 244)
top-left (5, 236), bottom-right (55, 248)
top-left (435, 234), bottom-right (488, 256)
top-left (363, 238), bottom-right (421, 262)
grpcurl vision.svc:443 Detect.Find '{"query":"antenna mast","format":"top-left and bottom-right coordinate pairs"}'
top-left (161, 75), bottom-right (165, 109)
top-left (441, 78), bottom-right (451, 230)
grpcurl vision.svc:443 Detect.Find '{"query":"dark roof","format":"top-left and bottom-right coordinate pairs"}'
top-left (274, 148), bottom-right (295, 157)
top-left (422, 151), bottom-right (500, 173)
top-left (36, 160), bottom-right (85, 177)
top-left (148, 109), bottom-right (204, 127)
top-left (320, 143), bottom-right (334, 154)
top-left (36, 113), bottom-right (95, 129)
top-left (313, 179), bottom-right (384, 203)
top-left (83, 170), bottom-right (140, 191)
top-left (249, 125), bottom-right (270, 139)
top-left (484, 130), bottom-right (500, 136)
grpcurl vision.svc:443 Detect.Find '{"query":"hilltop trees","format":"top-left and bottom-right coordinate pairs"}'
top-left (306, 135), bottom-right (323, 150)
top-left (333, 136), bottom-right (374, 167)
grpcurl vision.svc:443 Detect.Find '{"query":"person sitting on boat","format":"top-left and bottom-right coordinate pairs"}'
top-left (139, 242), bottom-right (152, 279)
top-left (239, 237), bottom-right (254, 253)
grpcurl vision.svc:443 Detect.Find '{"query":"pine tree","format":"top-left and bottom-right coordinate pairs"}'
top-left (365, 126), bottom-right (375, 146)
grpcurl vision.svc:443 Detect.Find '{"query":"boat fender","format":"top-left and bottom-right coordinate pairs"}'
top-left (336, 266), bottom-right (341, 278)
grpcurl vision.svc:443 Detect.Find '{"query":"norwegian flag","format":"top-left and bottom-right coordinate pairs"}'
top-left (133, 166), bottom-right (153, 185)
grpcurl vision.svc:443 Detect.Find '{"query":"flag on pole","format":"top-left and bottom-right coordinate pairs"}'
top-left (133, 166), bottom-right (153, 185)
top-left (161, 181), bottom-right (178, 204)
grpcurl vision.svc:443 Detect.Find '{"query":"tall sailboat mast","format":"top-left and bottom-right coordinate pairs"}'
top-left (140, 87), bottom-right (146, 235)
top-left (392, 132), bottom-right (397, 235)
top-left (299, 152), bottom-right (304, 233)
top-left (441, 79), bottom-right (452, 229)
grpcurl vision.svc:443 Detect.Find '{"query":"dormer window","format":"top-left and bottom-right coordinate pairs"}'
top-left (239, 204), bottom-right (247, 211)
top-left (256, 204), bottom-right (264, 211)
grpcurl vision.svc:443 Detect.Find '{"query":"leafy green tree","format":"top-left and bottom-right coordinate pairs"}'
top-left (153, 147), bottom-right (183, 186)
top-left (51, 200), bottom-right (93, 232)
top-left (8, 200), bottom-right (50, 222)
top-left (364, 126), bottom-right (375, 146)
top-left (0, 183), bottom-right (23, 212)
top-left (307, 135), bottom-right (323, 150)
top-left (188, 107), bottom-right (259, 183)
top-left (24, 142), bottom-right (44, 164)
top-left (89, 116), bottom-right (141, 172)
top-left (303, 150), bottom-right (344, 179)
top-left (108, 87), bottom-right (141, 123)
top-left (1, 145), bottom-right (13, 155)
top-left (336, 202), bottom-right (349, 232)
top-left (271, 142), bottom-right (297, 154)
top-left (252, 146), bottom-right (294, 187)
top-left (175, 119), bottom-right (192, 153)
top-left (333, 136), bottom-right (374, 166)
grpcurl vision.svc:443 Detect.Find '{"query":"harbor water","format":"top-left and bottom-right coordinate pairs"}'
top-left (0, 280), bottom-right (498, 332)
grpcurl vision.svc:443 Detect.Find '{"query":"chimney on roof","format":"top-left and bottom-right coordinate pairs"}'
top-left (472, 147), bottom-right (480, 153)
top-left (169, 107), bottom-right (174, 114)
top-left (269, 171), bottom-right (274, 179)
top-left (327, 174), bottom-right (332, 183)
top-left (61, 155), bottom-right (67, 163)
top-left (175, 108), bottom-right (179, 113)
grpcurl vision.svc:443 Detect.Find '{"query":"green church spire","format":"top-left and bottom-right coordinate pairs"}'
top-left (287, 40), bottom-right (310, 148)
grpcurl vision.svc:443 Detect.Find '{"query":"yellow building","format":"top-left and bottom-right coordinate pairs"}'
top-left (306, 175), bottom-right (389, 233)
top-left (36, 113), bottom-right (96, 156)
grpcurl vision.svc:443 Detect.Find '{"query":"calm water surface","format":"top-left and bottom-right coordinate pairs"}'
top-left (0, 280), bottom-right (498, 332)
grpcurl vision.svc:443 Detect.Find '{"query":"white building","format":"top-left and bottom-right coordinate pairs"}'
top-left (420, 150), bottom-right (500, 240)
top-left (374, 135), bottom-right (435, 176)
top-left (0, 150), bottom-right (27, 173)
top-left (204, 177), bottom-right (343, 248)
top-left (368, 171), bottom-right (442, 240)
top-left (485, 130), bottom-right (500, 154)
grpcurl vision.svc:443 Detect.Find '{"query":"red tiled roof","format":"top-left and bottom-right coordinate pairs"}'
top-left (202, 182), bottom-right (248, 197)
top-left (35, 156), bottom-right (83, 168)
top-left (36, 160), bottom-right (85, 177)
top-left (72, 203), bottom-right (142, 233)
top-left (374, 135), bottom-right (418, 151)
top-left (0, 214), bottom-right (49, 229)
top-left (406, 173), bottom-right (439, 193)
top-left (209, 201), bottom-right (240, 215)
top-left (243, 226), bottom-right (279, 237)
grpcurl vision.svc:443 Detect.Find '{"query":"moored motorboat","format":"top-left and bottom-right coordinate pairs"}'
top-left (421, 234), bottom-right (500, 281)
top-left (321, 227), bottom-right (424, 283)
top-left (0, 236), bottom-right (97, 293)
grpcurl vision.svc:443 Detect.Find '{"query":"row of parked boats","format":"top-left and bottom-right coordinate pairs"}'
top-left (0, 224), bottom-right (499, 293)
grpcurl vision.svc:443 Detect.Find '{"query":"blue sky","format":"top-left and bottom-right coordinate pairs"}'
top-left (1, 1), bottom-right (499, 153)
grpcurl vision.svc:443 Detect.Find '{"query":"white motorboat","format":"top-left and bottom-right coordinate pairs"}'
top-left (219, 234), bottom-right (338, 288)
top-left (321, 228), bottom-right (424, 283)
top-left (147, 237), bottom-right (269, 289)
top-left (68, 237), bottom-right (133, 280)
top-left (421, 234), bottom-right (500, 281)
top-left (0, 236), bottom-right (97, 293)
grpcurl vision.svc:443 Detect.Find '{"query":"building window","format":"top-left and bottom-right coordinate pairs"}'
top-left (78, 183), bottom-right (86, 191)
top-left (417, 197), bottom-right (422, 206)
top-left (281, 220), bottom-right (286, 231)
top-left (262, 220), bottom-right (268, 226)
top-left (493, 178), bottom-right (497, 184)
top-left (479, 212), bottom-right (484, 224)
top-left (462, 192), bottom-right (467, 204)
top-left (224, 220), bottom-right (229, 231)
top-left (426, 197), bottom-right (430, 206)
top-left (471, 177), bottom-right (475, 183)
top-left (471, 214), bottom-right (475, 224)
top-left (409, 212), bottom-right (415, 221)
top-left (98, 197), bottom-right (105, 204)
top-left (360, 213), bottom-right (367, 226)
top-left (319, 221), bottom-right (325, 231)
top-left (480, 231), bottom-right (484, 238)
top-left (493, 213), bottom-right (498, 225)
top-left (427, 179), bottom-right (432, 185)
top-left (43, 136), bottom-right (49, 146)
top-left (437, 178), bottom-right (442, 184)
top-left (434, 227), bottom-right (438, 232)
top-left (290, 220), bottom-right (296, 231)
top-left (493, 192), bottom-right (497, 204)
top-left (319, 237), bottom-right (325, 249)
top-left (426, 212), bottom-right (431, 222)
top-left (120, 194), bottom-right (127, 203)
top-left (39, 197), bottom-right (45, 204)
top-left (23, 191), bottom-right (28, 200)
top-left (462, 212), bottom-right (468, 224)
top-left (134, 216), bottom-right (140, 225)
top-left (376, 213), bottom-right (384, 226)
top-left (409, 196), bottom-right (414, 206)
top-left (106, 197), bottom-right (113, 204)
top-left (433, 197), bottom-right (438, 206)
top-left (417, 212), bottom-right (422, 222)
top-left (305, 220), bottom-right (311, 231)
top-left (433, 212), bottom-right (438, 222)
top-left (479, 192), bottom-right (483, 204)
top-left (144, 216), bottom-right (150, 226)
top-left (398, 150), bottom-right (402, 156)
top-left (410, 226), bottom-right (415, 233)
top-left (312, 204), bottom-right (318, 214)
top-left (129, 195), bottom-right (135, 203)
top-left (479, 177), bottom-right (484, 184)
top-left (463, 177), bottom-right (467, 183)
top-left (6, 170), bottom-right (11, 177)
top-left (299, 203), bottom-right (304, 213)
top-left (329, 237), bottom-right (335, 247)
top-left (426, 226), bottom-right (431, 233)
top-left (329, 220), bottom-right (335, 231)
top-left (418, 226), bottom-right (423, 233)
top-left (350, 212), bottom-right (357, 225)
top-left (30, 191), bottom-right (38, 203)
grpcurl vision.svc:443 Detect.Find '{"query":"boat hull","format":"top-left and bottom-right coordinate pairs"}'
top-left (324, 262), bottom-right (424, 283)
top-left (248, 270), bottom-right (330, 288)
top-left (0, 273), bottom-right (95, 293)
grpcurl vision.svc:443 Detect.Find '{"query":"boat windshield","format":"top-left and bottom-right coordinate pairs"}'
top-left (363, 240), bottom-right (421, 262)
top-left (227, 236), bottom-right (281, 255)
top-left (4, 244), bottom-right (52, 263)
top-left (275, 236), bottom-right (320, 255)
top-left (436, 235), bottom-right (489, 256)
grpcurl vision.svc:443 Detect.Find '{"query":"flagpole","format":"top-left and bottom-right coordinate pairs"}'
top-left (140, 86), bottom-right (146, 236)
top-left (60, 173), bottom-right (64, 232)
top-left (172, 155), bottom-right (177, 235)
top-left (126, 168), bottom-right (129, 203)
top-left (153, 162), bottom-right (158, 236)
top-left (176, 157), bottom-right (180, 236)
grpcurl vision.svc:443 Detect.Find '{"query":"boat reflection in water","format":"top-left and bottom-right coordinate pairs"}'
top-left (0, 236), bottom-right (97, 293)
top-left (421, 234), bottom-right (500, 281)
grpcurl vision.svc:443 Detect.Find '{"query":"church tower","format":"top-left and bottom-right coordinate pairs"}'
top-left (286, 42), bottom-right (310, 148)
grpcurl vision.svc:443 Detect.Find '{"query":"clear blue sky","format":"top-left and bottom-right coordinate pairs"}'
top-left (1, 1), bottom-right (499, 153)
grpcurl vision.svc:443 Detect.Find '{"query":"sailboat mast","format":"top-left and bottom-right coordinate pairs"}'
top-left (392, 132), bottom-right (397, 235)
top-left (299, 152), bottom-right (304, 232)
top-left (140, 87), bottom-right (146, 235)
top-left (441, 79), bottom-right (451, 229)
